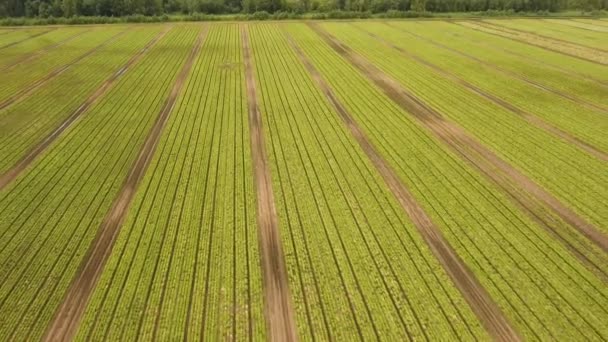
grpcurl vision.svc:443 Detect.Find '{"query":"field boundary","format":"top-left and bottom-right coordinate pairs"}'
top-left (359, 25), bottom-right (608, 162)
top-left (42, 26), bottom-right (207, 342)
top-left (241, 24), bottom-right (298, 342)
top-left (0, 27), bottom-right (170, 191)
top-left (0, 29), bottom-right (127, 111)
top-left (289, 26), bottom-right (520, 341)
top-left (310, 23), bottom-right (608, 269)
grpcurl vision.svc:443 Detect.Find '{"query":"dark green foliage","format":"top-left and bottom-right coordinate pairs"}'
top-left (0, 0), bottom-right (605, 19)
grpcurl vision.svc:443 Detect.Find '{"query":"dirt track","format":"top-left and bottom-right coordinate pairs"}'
top-left (311, 23), bottom-right (608, 275)
top-left (42, 26), bottom-right (205, 342)
top-left (0, 30), bottom-right (127, 111)
top-left (300, 25), bottom-right (520, 342)
top-left (0, 28), bottom-right (170, 191)
top-left (362, 25), bottom-right (608, 162)
top-left (241, 24), bottom-right (298, 342)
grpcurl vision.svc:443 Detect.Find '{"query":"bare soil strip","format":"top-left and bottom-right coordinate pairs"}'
top-left (298, 26), bottom-right (520, 342)
top-left (0, 28), bottom-right (170, 192)
top-left (241, 24), bottom-right (298, 342)
top-left (361, 26), bottom-right (608, 162)
top-left (42, 27), bottom-right (206, 342)
top-left (311, 24), bottom-right (608, 267)
top-left (460, 21), bottom-right (608, 66)
top-left (0, 30), bottom-right (127, 111)
top-left (387, 22), bottom-right (608, 114)
top-left (0, 29), bottom-right (55, 50)
top-left (1, 29), bottom-right (92, 72)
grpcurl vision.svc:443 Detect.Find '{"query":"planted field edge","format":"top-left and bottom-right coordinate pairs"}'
top-left (42, 25), bottom-right (207, 342)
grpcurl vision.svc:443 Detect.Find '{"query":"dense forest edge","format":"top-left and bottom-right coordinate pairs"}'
top-left (0, 0), bottom-right (607, 25)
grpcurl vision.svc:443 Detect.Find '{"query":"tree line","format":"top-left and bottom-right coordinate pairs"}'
top-left (0, 0), bottom-right (605, 19)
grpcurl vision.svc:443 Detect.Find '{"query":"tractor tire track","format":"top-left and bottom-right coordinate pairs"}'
top-left (42, 27), bottom-right (206, 342)
top-left (0, 27), bottom-right (170, 192)
top-left (301, 24), bottom-right (520, 342)
top-left (457, 21), bottom-right (608, 65)
top-left (1, 29), bottom-right (92, 72)
top-left (387, 22), bottom-right (608, 114)
top-left (0, 30), bottom-right (127, 111)
top-left (0, 29), bottom-right (55, 50)
top-left (363, 27), bottom-right (608, 162)
top-left (311, 23), bottom-right (608, 269)
top-left (241, 24), bottom-right (298, 342)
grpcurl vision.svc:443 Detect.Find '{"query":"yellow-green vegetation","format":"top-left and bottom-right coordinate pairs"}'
top-left (0, 19), bottom-right (606, 341)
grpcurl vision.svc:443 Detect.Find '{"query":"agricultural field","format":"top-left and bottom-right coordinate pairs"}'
top-left (0, 18), bottom-right (606, 341)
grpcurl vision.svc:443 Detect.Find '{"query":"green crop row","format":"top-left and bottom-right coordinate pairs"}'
top-left (485, 19), bottom-right (608, 50)
top-left (315, 22), bottom-right (608, 340)
top-left (0, 27), bottom-right (87, 68)
top-left (250, 23), bottom-right (488, 340)
top-left (76, 24), bottom-right (266, 341)
top-left (0, 26), bottom-right (161, 174)
top-left (0, 26), bottom-right (125, 103)
top-left (325, 22), bottom-right (608, 232)
top-left (0, 25), bottom-right (199, 341)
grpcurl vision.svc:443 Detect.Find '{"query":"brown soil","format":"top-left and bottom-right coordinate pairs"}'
top-left (387, 22), bottom-right (608, 114)
top-left (0, 30), bottom-right (127, 111)
top-left (306, 23), bottom-right (521, 342)
top-left (312, 20), bottom-right (608, 280)
top-left (0, 29), bottom-right (55, 50)
top-left (461, 21), bottom-right (608, 66)
top-left (0, 28), bottom-right (170, 191)
top-left (365, 25), bottom-right (608, 162)
top-left (241, 24), bottom-right (298, 342)
top-left (42, 26), bottom-right (205, 342)
top-left (1, 29), bottom-right (92, 72)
